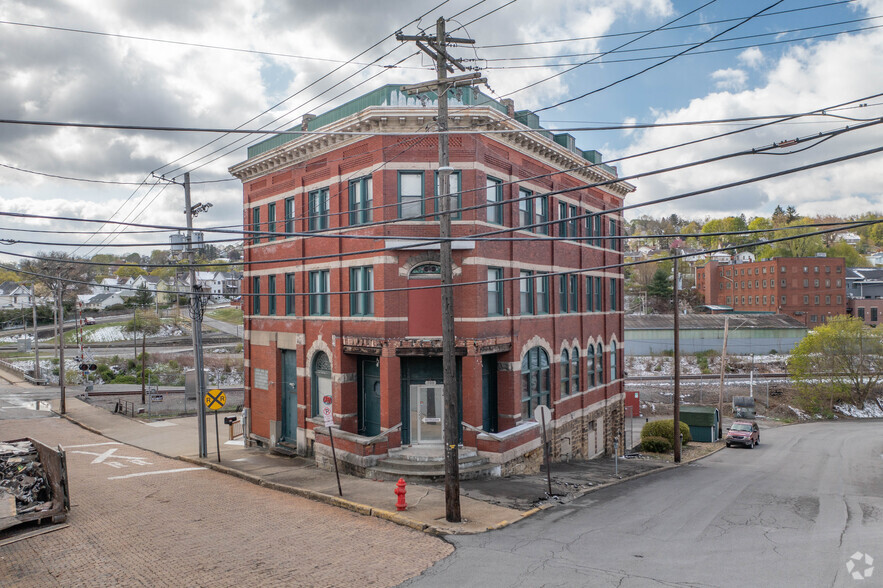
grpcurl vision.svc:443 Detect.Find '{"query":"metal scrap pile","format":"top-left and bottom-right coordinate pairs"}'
top-left (1, 440), bottom-right (51, 515)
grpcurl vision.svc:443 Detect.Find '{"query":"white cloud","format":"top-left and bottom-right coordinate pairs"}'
top-left (737, 47), bottom-right (764, 69)
top-left (711, 68), bottom-right (747, 91)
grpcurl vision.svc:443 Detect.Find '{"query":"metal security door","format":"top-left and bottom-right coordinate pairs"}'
top-left (410, 383), bottom-right (443, 443)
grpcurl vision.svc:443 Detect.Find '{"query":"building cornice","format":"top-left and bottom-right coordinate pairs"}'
top-left (228, 106), bottom-right (635, 197)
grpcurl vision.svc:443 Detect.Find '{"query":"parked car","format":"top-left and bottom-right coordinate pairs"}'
top-left (726, 421), bottom-right (759, 448)
top-left (84, 317), bottom-right (96, 325)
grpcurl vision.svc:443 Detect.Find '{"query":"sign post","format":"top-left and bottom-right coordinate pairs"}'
top-left (205, 389), bottom-right (226, 463)
top-left (322, 393), bottom-right (342, 497)
top-left (534, 405), bottom-right (553, 497)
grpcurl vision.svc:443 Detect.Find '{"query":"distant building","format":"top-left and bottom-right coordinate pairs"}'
top-left (835, 232), bottom-right (861, 246)
top-left (695, 256), bottom-right (846, 325)
top-left (0, 282), bottom-right (33, 309)
top-left (82, 292), bottom-right (126, 310)
top-left (845, 267), bottom-right (883, 326)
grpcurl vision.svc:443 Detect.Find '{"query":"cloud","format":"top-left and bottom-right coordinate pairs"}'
top-left (616, 20), bottom-right (883, 222)
top-left (737, 47), bottom-right (764, 69)
top-left (711, 68), bottom-right (747, 91)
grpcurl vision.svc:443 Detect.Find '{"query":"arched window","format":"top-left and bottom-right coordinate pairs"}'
top-left (521, 347), bottom-right (550, 420)
top-left (610, 341), bottom-right (617, 381)
top-left (587, 344), bottom-right (595, 387)
top-left (409, 263), bottom-right (441, 278)
top-left (560, 349), bottom-right (570, 396)
top-left (596, 343), bottom-right (604, 385)
top-left (571, 347), bottom-right (580, 394)
top-left (311, 351), bottom-right (332, 417)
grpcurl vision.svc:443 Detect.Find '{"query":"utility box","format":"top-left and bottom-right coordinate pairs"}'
top-left (680, 406), bottom-right (720, 443)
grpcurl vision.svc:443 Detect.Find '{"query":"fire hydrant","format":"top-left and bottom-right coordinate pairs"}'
top-left (394, 478), bottom-right (407, 511)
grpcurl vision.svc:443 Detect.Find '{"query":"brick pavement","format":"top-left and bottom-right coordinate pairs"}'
top-left (0, 417), bottom-right (452, 587)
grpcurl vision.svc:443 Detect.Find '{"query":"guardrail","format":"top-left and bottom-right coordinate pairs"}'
top-left (0, 358), bottom-right (47, 385)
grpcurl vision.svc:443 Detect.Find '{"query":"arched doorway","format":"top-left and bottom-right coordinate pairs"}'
top-left (407, 262), bottom-right (442, 336)
top-left (311, 351), bottom-right (332, 418)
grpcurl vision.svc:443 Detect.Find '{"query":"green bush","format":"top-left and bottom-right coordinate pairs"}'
top-left (111, 374), bottom-right (139, 384)
top-left (641, 436), bottom-right (672, 453)
top-left (641, 419), bottom-right (691, 446)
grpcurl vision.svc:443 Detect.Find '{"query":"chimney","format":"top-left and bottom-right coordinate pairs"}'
top-left (301, 114), bottom-right (316, 131)
top-left (501, 98), bottom-right (515, 117)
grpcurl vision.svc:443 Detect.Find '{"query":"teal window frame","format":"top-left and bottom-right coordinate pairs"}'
top-left (488, 267), bottom-right (504, 316)
top-left (570, 275), bottom-right (578, 313)
top-left (594, 215), bottom-right (602, 247)
top-left (586, 276), bottom-right (594, 312)
top-left (610, 278), bottom-right (617, 312)
top-left (536, 274), bottom-right (549, 314)
top-left (596, 343), bottom-right (604, 385)
top-left (594, 276), bottom-right (602, 311)
top-left (309, 270), bottom-right (330, 316)
top-left (611, 341), bottom-right (617, 381)
top-left (519, 270), bottom-right (534, 315)
top-left (285, 273), bottom-right (296, 316)
top-left (308, 188), bottom-right (329, 231)
top-left (518, 188), bottom-right (532, 228)
top-left (609, 218), bottom-right (617, 250)
top-left (252, 276), bottom-right (260, 315)
top-left (348, 175), bottom-right (372, 225)
top-left (559, 275), bottom-right (569, 313)
top-left (571, 347), bottom-right (580, 394)
top-left (534, 195), bottom-right (548, 235)
top-left (268, 275), bottom-right (276, 315)
top-left (561, 348), bottom-right (570, 396)
top-left (569, 205), bottom-right (578, 238)
top-left (252, 207), bottom-right (260, 244)
top-left (587, 344), bottom-right (595, 387)
top-left (558, 202), bottom-right (569, 238)
top-left (398, 171), bottom-right (424, 219)
top-left (267, 203), bottom-right (276, 242)
top-left (349, 266), bottom-right (374, 316)
top-left (284, 197), bottom-right (294, 235)
top-left (486, 177), bottom-right (504, 224)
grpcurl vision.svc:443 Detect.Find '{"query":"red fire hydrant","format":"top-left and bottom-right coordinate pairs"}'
top-left (394, 478), bottom-right (407, 511)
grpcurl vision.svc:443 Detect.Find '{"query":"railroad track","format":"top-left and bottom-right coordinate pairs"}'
top-left (627, 373), bottom-right (791, 382)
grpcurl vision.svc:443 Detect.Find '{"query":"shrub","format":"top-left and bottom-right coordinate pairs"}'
top-left (111, 374), bottom-right (139, 384)
top-left (641, 419), bottom-right (691, 446)
top-left (641, 436), bottom-right (672, 453)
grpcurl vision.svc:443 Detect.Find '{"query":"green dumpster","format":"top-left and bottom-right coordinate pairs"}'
top-left (679, 406), bottom-right (720, 443)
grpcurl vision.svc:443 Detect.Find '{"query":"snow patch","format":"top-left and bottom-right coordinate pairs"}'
top-left (834, 400), bottom-right (883, 418)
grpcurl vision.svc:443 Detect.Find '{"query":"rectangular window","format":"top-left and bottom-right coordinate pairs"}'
top-left (609, 219), bottom-right (617, 250)
top-left (398, 171), bottom-right (424, 219)
top-left (349, 266), bottom-right (374, 316)
top-left (486, 177), bottom-right (503, 224)
top-left (435, 170), bottom-right (462, 220)
top-left (488, 268), bottom-right (503, 316)
top-left (252, 207), bottom-right (260, 244)
top-left (814, 279), bottom-right (820, 287)
top-left (594, 276), bottom-right (602, 311)
top-left (586, 276), bottom-right (594, 312)
top-left (803, 279), bottom-right (809, 287)
top-left (803, 295), bottom-right (809, 304)
top-left (349, 175), bottom-right (372, 225)
top-left (267, 203), bottom-right (276, 241)
top-left (594, 215), bottom-right (602, 247)
top-left (285, 273), bottom-right (296, 316)
top-left (534, 195), bottom-right (549, 235)
top-left (570, 275), bottom-right (578, 313)
top-left (858, 307), bottom-right (866, 319)
top-left (569, 205), bottom-right (579, 239)
top-left (837, 295), bottom-right (842, 304)
top-left (610, 278), bottom-right (617, 311)
top-left (518, 188), bottom-right (532, 228)
top-left (520, 270), bottom-right (534, 315)
top-left (536, 274), bottom-right (550, 314)
top-left (284, 197), bottom-right (294, 234)
top-left (559, 275), bottom-right (568, 313)
top-left (252, 276), bottom-right (260, 315)
top-left (308, 188), bottom-right (329, 231)
top-left (309, 270), bottom-right (330, 316)
top-left (586, 214), bottom-right (595, 244)
top-left (814, 295), bottom-right (820, 304)
top-left (781, 295), bottom-right (786, 304)
top-left (267, 275), bottom-right (276, 315)
top-left (872, 308), bottom-right (878, 322)
top-left (825, 295), bottom-right (831, 305)
top-left (558, 202), bottom-right (569, 238)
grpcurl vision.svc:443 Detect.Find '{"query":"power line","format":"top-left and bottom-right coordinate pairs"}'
top-left (0, 162), bottom-right (234, 185)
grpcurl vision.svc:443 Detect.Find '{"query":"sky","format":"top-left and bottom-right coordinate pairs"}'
top-left (1, 0), bottom-right (882, 262)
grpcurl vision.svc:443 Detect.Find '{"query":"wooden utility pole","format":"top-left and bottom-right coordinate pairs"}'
top-left (185, 172), bottom-right (209, 458)
top-left (56, 281), bottom-right (65, 414)
top-left (397, 19), bottom-right (485, 523)
top-left (717, 316), bottom-right (729, 439)
top-left (31, 284), bottom-right (41, 382)
top-left (673, 257), bottom-right (681, 463)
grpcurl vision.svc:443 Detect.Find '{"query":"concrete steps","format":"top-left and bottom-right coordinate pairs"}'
top-left (368, 447), bottom-right (499, 482)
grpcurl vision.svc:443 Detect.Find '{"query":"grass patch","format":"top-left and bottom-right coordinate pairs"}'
top-left (208, 307), bottom-right (243, 325)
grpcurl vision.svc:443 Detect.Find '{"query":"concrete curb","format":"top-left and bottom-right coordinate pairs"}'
top-left (56, 412), bottom-right (105, 437)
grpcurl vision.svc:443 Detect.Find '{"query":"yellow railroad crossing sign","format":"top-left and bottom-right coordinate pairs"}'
top-left (204, 389), bottom-right (226, 411)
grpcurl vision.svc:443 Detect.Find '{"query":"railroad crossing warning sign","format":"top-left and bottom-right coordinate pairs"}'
top-left (204, 389), bottom-right (226, 411)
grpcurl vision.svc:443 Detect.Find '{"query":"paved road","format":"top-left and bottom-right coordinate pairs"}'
top-left (1, 416), bottom-right (451, 586)
top-left (0, 383), bottom-right (56, 420)
top-left (405, 421), bottom-right (883, 587)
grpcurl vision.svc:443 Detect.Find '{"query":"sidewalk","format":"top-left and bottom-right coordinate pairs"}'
top-left (53, 395), bottom-right (688, 535)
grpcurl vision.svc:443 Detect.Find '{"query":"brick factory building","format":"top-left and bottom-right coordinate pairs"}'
top-left (695, 255), bottom-right (846, 325)
top-left (229, 85), bottom-right (634, 477)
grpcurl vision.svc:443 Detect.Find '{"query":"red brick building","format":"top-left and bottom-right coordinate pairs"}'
top-left (229, 85), bottom-right (634, 476)
top-left (695, 256), bottom-right (846, 325)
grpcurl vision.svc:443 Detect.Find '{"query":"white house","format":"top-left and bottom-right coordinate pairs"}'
top-left (836, 232), bottom-right (861, 246)
top-left (734, 251), bottom-right (756, 264)
top-left (0, 282), bottom-right (33, 309)
top-left (83, 292), bottom-right (126, 310)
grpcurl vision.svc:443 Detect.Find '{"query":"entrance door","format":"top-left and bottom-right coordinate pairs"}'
top-left (311, 352), bottom-right (332, 418)
top-left (358, 357), bottom-right (381, 437)
top-left (280, 350), bottom-right (298, 444)
top-left (410, 383), bottom-right (443, 443)
top-left (482, 355), bottom-right (498, 433)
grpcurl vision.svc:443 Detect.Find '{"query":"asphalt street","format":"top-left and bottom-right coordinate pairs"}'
top-left (404, 421), bottom-right (883, 587)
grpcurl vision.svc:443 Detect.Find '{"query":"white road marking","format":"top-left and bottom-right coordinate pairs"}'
top-left (108, 467), bottom-right (206, 480)
top-left (224, 439), bottom-right (245, 446)
top-left (141, 421), bottom-right (177, 427)
top-left (62, 442), bottom-right (121, 449)
top-left (70, 448), bottom-right (152, 468)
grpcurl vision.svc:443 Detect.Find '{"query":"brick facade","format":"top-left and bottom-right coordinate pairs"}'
top-left (696, 256), bottom-right (846, 324)
top-left (230, 86), bottom-right (634, 476)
